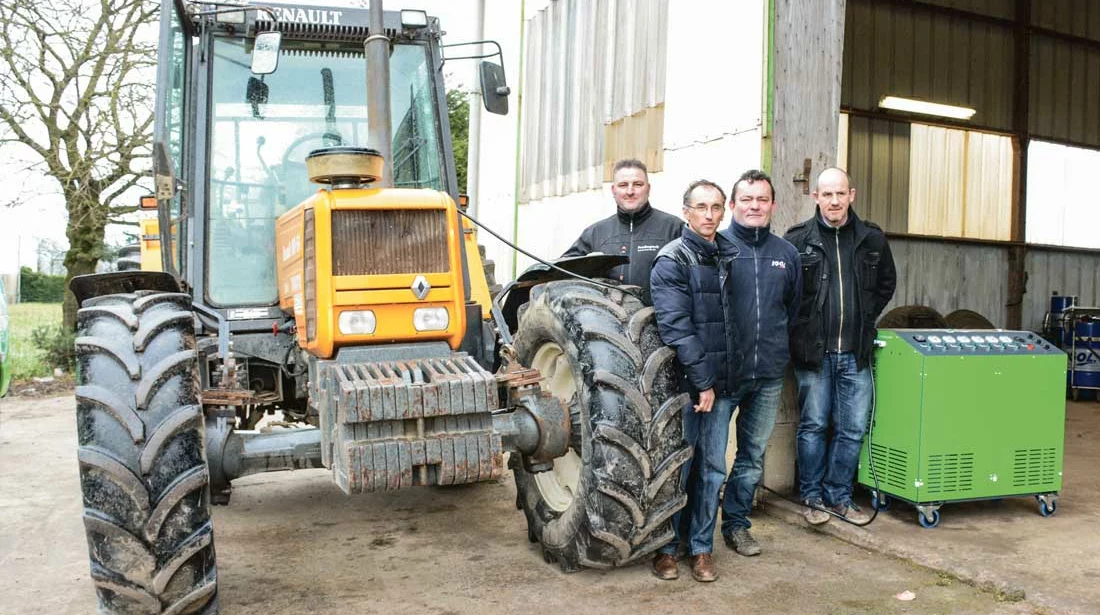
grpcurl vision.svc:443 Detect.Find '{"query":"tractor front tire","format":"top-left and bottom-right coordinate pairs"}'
top-left (75, 291), bottom-right (217, 615)
top-left (512, 280), bottom-right (691, 571)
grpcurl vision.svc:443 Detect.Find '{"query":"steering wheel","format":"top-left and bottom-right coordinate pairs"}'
top-left (281, 130), bottom-right (344, 171)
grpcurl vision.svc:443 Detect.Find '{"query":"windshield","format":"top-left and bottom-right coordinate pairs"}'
top-left (207, 38), bottom-right (445, 306)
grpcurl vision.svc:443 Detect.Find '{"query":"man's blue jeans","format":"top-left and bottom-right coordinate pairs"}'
top-left (719, 377), bottom-right (784, 535)
top-left (795, 352), bottom-right (873, 507)
top-left (659, 396), bottom-right (734, 556)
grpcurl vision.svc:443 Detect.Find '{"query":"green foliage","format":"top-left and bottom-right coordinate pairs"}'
top-left (447, 88), bottom-right (469, 193)
top-left (31, 325), bottom-right (76, 374)
top-left (19, 267), bottom-right (65, 303)
top-left (8, 303), bottom-right (63, 380)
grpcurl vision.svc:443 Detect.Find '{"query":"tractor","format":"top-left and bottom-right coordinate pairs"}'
top-left (69, 1), bottom-right (689, 613)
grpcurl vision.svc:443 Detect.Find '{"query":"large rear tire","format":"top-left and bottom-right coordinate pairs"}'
top-left (512, 280), bottom-right (691, 570)
top-left (75, 291), bottom-right (217, 615)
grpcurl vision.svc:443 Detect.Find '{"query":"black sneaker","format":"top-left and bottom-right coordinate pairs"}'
top-left (723, 527), bottom-right (762, 556)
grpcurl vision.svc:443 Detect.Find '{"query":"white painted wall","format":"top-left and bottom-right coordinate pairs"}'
top-left (473, 0), bottom-right (769, 279)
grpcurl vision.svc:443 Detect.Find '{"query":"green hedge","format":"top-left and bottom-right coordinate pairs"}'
top-left (19, 267), bottom-right (65, 303)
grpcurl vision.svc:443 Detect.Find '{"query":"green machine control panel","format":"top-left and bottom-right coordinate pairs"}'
top-left (858, 329), bottom-right (1066, 527)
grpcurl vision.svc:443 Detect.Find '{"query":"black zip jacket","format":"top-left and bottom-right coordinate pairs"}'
top-left (650, 227), bottom-right (738, 397)
top-left (783, 208), bottom-right (897, 370)
top-left (563, 202), bottom-right (683, 304)
top-left (719, 221), bottom-right (803, 382)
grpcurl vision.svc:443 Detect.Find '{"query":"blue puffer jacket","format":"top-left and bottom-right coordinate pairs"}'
top-left (719, 221), bottom-right (802, 381)
top-left (650, 226), bottom-right (737, 397)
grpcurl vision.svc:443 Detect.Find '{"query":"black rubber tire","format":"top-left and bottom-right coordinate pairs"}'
top-left (877, 305), bottom-right (948, 329)
top-left (75, 291), bottom-right (217, 615)
top-left (511, 280), bottom-right (691, 571)
top-left (944, 309), bottom-right (995, 330)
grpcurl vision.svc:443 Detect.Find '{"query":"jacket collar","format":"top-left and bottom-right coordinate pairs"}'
top-left (727, 219), bottom-right (771, 247)
top-left (616, 201), bottom-right (654, 224)
top-left (809, 207), bottom-right (870, 247)
top-left (681, 225), bottom-right (721, 258)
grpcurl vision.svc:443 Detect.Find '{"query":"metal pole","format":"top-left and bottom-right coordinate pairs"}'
top-left (466, 0), bottom-right (486, 216)
top-left (366, 0), bottom-right (394, 188)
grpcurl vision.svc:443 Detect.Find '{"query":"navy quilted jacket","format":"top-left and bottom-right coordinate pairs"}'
top-left (649, 226), bottom-right (738, 397)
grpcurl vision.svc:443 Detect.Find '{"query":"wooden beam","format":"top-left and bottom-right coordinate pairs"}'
top-left (1006, 0), bottom-right (1031, 330)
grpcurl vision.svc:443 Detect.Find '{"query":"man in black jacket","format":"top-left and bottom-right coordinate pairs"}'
top-left (649, 179), bottom-right (735, 583)
top-left (717, 170), bottom-right (802, 558)
top-left (784, 167), bottom-right (897, 526)
top-left (563, 159), bottom-right (683, 304)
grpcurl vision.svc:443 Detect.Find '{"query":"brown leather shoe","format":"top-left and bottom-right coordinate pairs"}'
top-left (690, 553), bottom-right (718, 582)
top-left (652, 553), bottom-right (679, 580)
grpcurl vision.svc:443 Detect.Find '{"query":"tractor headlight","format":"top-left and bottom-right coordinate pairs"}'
top-left (338, 310), bottom-right (377, 335)
top-left (413, 307), bottom-right (449, 332)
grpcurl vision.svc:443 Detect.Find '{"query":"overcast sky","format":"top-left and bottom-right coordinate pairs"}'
top-left (0, 0), bottom-right (483, 274)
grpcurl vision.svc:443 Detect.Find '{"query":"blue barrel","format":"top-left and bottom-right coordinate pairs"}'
top-left (1069, 320), bottom-right (1100, 392)
top-left (1049, 294), bottom-right (1077, 346)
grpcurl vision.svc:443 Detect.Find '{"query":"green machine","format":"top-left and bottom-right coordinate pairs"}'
top-left (858, 329), bottom-right (1066, 528)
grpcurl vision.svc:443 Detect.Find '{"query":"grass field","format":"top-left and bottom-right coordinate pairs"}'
top-left (8, 303), bottom-right (63, 380)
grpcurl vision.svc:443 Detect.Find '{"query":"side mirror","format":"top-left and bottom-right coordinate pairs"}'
top-left (152, 142), bottom-right (178, 202)
top-left (479, 61), bottom-right (510, 115)
top-left (251, 31), bottom-right (282, 75)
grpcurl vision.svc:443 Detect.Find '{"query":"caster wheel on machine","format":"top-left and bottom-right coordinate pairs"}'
top-left (918, 509), bottom-right (940, 529)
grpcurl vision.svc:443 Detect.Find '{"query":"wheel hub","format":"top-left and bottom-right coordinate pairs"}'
top-left (530, 342), bottom-right (582, 512)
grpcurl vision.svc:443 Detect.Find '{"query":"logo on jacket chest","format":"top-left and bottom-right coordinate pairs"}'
top-left (771, 260), bottom-right (786, 270)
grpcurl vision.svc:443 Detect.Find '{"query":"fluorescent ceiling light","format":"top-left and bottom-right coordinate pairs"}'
top-left (879, 96), bottom-right (976, 120)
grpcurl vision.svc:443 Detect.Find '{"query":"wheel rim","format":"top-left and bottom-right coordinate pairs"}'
top-left (530, 341), bottom-right (582, 513)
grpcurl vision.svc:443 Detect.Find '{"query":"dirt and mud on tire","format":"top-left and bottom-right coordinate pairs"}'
top-left (75, 291), bottom-right (217, 615)
top-left (511, 280), bottom-right (691, 571)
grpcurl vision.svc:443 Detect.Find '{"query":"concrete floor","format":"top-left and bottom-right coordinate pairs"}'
top-left (1, 395), bottom-right (1087, 615)
top-left (762, 399), bottom-right (1100, 615)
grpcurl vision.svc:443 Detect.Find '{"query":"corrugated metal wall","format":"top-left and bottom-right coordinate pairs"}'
top-left (884, 237), bottom-right (1100, 331)
top-left (843, 0), bottom-right (1016, 133)
top-left (1028, 34), bottom-right (1100, 147)
top-left (1031, 0), bottom-right (1100, 41)
top-left (847, 116), bottom-right (910, 233)
top-left (845, 0), bottom-right (1100, 150)
top-left (1024, 248), bottom-right (1100, 330)
top-left (885, 238), bottom-right (1010, 327)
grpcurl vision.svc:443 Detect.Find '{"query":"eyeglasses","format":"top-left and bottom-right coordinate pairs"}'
top-left (686, 204), bottom-right (725, 214)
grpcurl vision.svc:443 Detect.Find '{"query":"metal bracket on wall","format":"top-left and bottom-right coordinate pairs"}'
top-left (792, 158), bottom-right (812, 195)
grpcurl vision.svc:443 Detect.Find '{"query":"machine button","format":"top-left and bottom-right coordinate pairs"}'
top-left (914, 335), bottom-right (927, 343)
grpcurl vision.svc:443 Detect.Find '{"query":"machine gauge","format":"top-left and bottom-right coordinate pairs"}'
top-left (943, 335), bottom-right (957, 344)
top-left (998, 335), bottom-right (1012, 343)
top-left (928, 335), bottom-right (942, 344)
top-left (957, 335), bottom-right (971, 343)
top-left (985, 335), bottom-right (999, 343)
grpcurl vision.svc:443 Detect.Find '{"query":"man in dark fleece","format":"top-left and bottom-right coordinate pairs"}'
top-left (562, 159), bottom-right (683, 304)
top-left (718, 169), bottom-right (802, 559)
top-left (649, 179), bottom-right (736, 584)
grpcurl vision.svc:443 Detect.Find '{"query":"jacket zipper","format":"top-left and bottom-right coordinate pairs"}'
top-left (719, 251), bottom-right (735, 390)
top-left (626, 218), bottom-right (634, 282)
top-left (752, 228), bottom-right (761, 380)
top-left (834, 226), bottom-right (844, 352)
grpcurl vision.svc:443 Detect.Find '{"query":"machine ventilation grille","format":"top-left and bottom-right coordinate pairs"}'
top-left (332, 210), bottom-right (450, 276)
top-left (304, 208), bottom-right (317, 342)
top-left (925, 453), bottom-right (975, 494)
top-left (1013, 448), bottom-right (1058, 487)
top-left (869, 444), bottom-right (909, 492)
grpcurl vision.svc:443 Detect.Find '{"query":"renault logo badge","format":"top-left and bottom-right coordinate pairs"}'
top-left (411, 275), bottom-right (431, 300)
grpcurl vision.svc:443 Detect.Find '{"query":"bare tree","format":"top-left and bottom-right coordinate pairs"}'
top-left (0, 0), bottom-right (157, 328)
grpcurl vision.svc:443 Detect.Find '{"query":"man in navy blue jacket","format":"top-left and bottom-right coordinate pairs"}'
top-left (649, 179), bottom-right (735, 583)
top-left (718, 169), bottom-right (802, 558)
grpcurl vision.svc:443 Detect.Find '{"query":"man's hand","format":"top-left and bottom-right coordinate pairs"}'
top-left (694, 388), bottom-right (715, 413)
